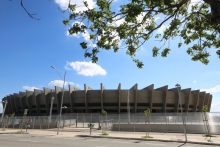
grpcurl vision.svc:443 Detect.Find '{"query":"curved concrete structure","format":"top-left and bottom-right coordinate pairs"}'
top-left (1, 83), bottom-right (212, 115)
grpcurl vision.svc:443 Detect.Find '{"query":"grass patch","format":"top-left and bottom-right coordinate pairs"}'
top-left (142, 136), bottom-right (153, 139)
top-left (101, 133), bottom-right (109, 136)
top-left (202, 134), bottom-right (216, 137)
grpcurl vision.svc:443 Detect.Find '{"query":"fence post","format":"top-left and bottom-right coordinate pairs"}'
top-left (133, 113), bottom-right (135, 132)
top-left (119, 113), bottom-right (120, 132)
top-left (13, 118), bottom-right (15, 129)
top-left (32, 116), bottom-right (35, 129)
top-left (165, 113), bottom-right (168, 133)
top-left (98, 114), bottom-right (100, 129)
top-left (40, 116), bottom-right (42, 129)
top-left (69, 114), bottom-right (71, 127)
top-left (76, 113), bottom-right (78, 128)
top-left (83, 113), bottom-right (85, 127)
top-left (63, 114), bottom-right (65, 128)
top-left (48, 115), bottom-right (50, 129)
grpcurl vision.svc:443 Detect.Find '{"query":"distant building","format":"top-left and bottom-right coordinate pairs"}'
top-left (1, 83), bottom-right (212, 115)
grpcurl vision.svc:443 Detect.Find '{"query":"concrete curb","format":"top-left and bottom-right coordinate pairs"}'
top-left (77, 135), bottom-right (220, 146)
top-left (0, 132), bottom-right (29, 134)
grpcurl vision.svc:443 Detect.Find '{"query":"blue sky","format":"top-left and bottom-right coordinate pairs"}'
top-left (0, 0), bottom-right (220, 113)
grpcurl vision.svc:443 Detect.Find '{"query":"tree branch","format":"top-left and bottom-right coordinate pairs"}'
top-left (20, 0), bottom-right (40, 20)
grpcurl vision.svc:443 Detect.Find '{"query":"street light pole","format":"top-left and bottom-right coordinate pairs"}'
top-left (176, 83), bottom-right (187, 142)
top-left (1, 100), bottom-right (8, 123)
top-left (51, 66), bottom-right (66, 135)
top-left (127, 90), bottom-right (130, 124)
top-left (49, 97), bottom-right (54, 123)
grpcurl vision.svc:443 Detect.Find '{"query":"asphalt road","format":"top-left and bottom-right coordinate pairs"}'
top-left (0, 134), bottom-right (215, 147)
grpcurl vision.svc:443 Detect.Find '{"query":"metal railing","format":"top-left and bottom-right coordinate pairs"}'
top-left (1, 112), bottom-right (219, 134)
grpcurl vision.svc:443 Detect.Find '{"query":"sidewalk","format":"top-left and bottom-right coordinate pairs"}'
top-left (0, 128), bottom-right (219, 146)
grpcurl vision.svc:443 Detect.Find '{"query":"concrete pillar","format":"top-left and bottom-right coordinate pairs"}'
top-left (168, 87), bottom-right (179, 112)
top-left (55, 86), bottom-right (63, 114)
top-left (6, 96), bottom-right (12, 114)
top-left (44, 87), bottom-right (52, 115)
top-left (181, 88), bottom-right (191, 113)
top-left (155, 85), bottom-right (168, 113)
top-left (101, 83), bottom-right (105, 111)
top-left (9, 95), bottom-right (15, 114)
top-left (19, 92), bottom-right (26, 114)
top-left (17, 93), bottom-right (22, 114)
top-left (118, 83), bottom-right (121, 114)
top-left (142, 84), bottom-right (154, 110)
top-left (14, 93), bottom-right (21, 114)
top-left (204, 93), bottom-right (210, 106)
top-left (69, 85), bottom-right (79, 113)
top-left (191, 90), bottom-right (200, 112)
top-left (26, 90), bottom-right (34, 115)
top-left (34, 89), bottom-right (42, 115)
top-left (11, 94), bottom-right (16, 114)
top-left (129, 83), bottom-right (138, 113)
top-left (208, 95), bottom-right (212, 112)
top-left (84, 84), bottom-right (92, 113)
top-left (198, 92), bottom-right (206, 112)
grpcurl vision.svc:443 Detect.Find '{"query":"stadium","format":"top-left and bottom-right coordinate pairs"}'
top-left (1, 83), bottom-right (212, 115)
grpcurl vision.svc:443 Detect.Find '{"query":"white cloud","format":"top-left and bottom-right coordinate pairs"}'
top-left (157, 24), bottom-right (168, 34)
top-left (48, 80), bottom-right (75, 87)
top-left (210, 102), bottom-right (220, 112)
top-left (55, 0), bottom-right (96, 12)
top-left (201, 85), bottom-right (220, 93)
top-left (193, 81), bottom-right (196, 83)
top-left (154, 17), bottom-right (160, 21)
top-left (22, 86), bottom-right (39, 91)
top-left (66, 22), bottom-right (97, 48)
top-left (65, 61), bottom-right (107, 76)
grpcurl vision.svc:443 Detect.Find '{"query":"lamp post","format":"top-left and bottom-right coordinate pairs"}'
top-left (175, 83), bottom-right (187, 142)
top-left (127, 90), bottom-right (130, 124)
top-left (51, 66), bottom-right (66, 135)
top-left (49, 97), bottom-right (54, 123)
top-left (1, 100), bottom-right (8, 123)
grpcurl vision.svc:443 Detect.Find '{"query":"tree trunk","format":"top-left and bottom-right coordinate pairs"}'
top-left (148, 116), bottom-right (150, 137)
top-left (145, 116), bottom-right (147, 136)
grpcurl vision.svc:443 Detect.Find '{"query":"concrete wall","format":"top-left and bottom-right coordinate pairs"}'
top-left (2, 84), bottom-right (213, 115)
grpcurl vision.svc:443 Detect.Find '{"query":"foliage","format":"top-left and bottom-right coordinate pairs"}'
top-left (101, 109), bottom-right (107, 116)
top-left (101, 109), bottom-right (107, 134)
top-left (202, 105), bottom-right (208, 112)
top-left (63, 0), bottom-right (220, 68)
top-left (101, 133), bottom-right (109, 136)
top-left (141, 135), bottom-right (153, 138)
top-left (9, 113), bottom-right (15, 118)
top-left (4, 115), bottom-right (8, 120)
top-left (202, 134), bottom-right (216, 137)
top-left (144, 108), bottom-right (151, 137)
top-left (144, 108), bottom-right (151, 116)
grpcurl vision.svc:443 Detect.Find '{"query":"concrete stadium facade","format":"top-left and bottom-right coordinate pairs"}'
top-left (2, 83), bottom-right (212, 115)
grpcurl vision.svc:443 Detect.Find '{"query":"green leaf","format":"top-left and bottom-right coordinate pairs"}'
top-left (63, 20), bottom-right (69, 25)
top-left (152, 47), bottom-right (159, 57)
top-left (161, 48), bottom-right (170, 57)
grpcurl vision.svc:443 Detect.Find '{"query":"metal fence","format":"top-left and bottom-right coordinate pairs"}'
top-left (1, 112), bottom-right (220, 134)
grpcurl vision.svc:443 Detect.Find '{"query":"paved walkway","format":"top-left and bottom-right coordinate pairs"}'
top-left (0, 128), bottom-right (219, 146)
